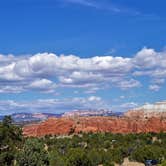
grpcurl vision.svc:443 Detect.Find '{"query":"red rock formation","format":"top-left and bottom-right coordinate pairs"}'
top-left (23, 116), bottom-right (166, 137)
top-left (23, 117), bottom-right (74, 137)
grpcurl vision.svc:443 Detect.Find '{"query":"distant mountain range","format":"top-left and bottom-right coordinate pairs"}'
top-left (0, 112), bottom-right (63, 124)
top-left (0, 110), bottom-right (123, 124)
top-left (62, 109), bottom-right (123, 117)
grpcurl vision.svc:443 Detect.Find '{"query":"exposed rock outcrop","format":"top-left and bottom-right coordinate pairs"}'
top-left (125, 101), bottom-right (166, 119)
top-left (23, 116), bottom-right (166, 137)
top-left (23, 117), bottom-right (74, 137)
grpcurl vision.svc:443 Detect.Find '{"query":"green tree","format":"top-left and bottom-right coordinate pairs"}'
top-left (88, 149), bottom-right (102, 166)
top-left (17, 138), bottom-right (49, 166)
top-left (0, 116), bottom-right (22, 166)
top-left (2, 116), bottom-right (12, 127)
top-left (49, 149), bottom-right (66, 166)
top-left (66, 148), bottom-right (92, 166)
top-left (107, 148), bottom-right (124, 164)
top-left (130, 145), bottom-right (164, 163)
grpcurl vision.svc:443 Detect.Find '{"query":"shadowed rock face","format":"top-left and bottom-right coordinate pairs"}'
top-left (23, 117), bottom-right (166, 137)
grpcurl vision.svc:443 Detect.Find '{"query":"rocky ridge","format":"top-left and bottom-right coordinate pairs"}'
top-left (23, 116), bottom-right (166, 137)
top-left (23, 101), bottom-right (166, 137)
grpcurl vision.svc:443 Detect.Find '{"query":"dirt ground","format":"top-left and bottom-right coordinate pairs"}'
top-left (115, 158), bottom-right (144, 166)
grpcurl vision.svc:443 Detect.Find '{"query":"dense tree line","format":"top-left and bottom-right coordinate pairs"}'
top-left (1, 116), bottom-right (166, 165)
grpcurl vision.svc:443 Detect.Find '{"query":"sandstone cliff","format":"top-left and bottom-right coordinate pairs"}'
top-left (23, 116), bottom-right (166, 137)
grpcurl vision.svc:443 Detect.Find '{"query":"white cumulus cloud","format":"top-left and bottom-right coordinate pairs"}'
top-left (0, 47), bottom-right (166, 94)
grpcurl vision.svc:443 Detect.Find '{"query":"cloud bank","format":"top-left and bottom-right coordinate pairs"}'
top-left (0, 47), bottom-right (166, 94)
top-left (0, 96), bottom-right (106, 115)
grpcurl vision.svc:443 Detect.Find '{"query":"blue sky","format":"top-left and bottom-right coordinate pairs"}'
top-left (0, 0), bottom-right (166, 115)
